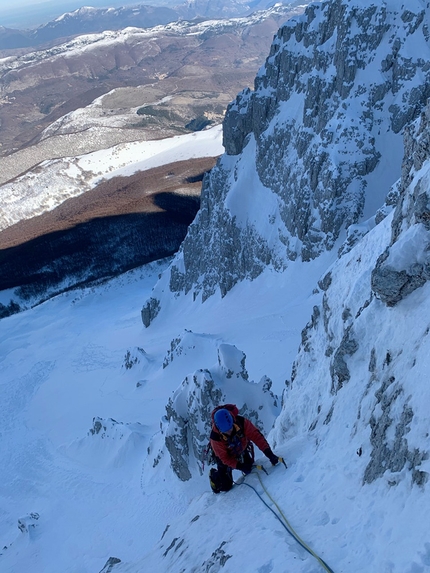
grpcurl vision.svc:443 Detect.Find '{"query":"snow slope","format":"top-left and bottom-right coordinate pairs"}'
top-left (2, 170), bottom-right (430, 573)
top-left (0, 248), bottom-right (332, 573)
top-left (0, 125), bottom-right (223, 232)
top-left (1, 1), bottom-right (430, 572)
top-left (0, 120), bottom-right (329, 572)
top-left (1, 167), bottom-right (430, 573)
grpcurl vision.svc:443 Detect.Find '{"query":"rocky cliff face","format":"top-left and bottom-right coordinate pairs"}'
top-left (142, 0), bottom-right (430, 325)
top-left (150, 335), bottom-right (280, 480)
top-left (270, 98), bottom-right (430, 489)
top-left (371, 100), bottom-right (430, 305)
top-left (273, 107), bottom-right (430, 487)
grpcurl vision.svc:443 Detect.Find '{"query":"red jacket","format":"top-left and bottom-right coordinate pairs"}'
top-left (210, 404), bottom-right (270, 469)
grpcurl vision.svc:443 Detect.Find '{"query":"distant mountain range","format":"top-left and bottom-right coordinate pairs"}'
top-left (0, 3), bottom-right (308, 303)
top-left (0, 1), bottom-right (303, 50)
top-left (0, 3), bottom-right (307, 163)
top-left (0, 5), bottom-right (180, 50)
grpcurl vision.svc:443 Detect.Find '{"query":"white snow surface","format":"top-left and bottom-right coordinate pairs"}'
top-left (0, 125), bottom-right (223, 232)
top-left (1, 168), bottom-right (430, 573)
top-left (1, 2), bottom-right (430, 569)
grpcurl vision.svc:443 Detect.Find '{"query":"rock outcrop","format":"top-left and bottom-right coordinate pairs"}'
top-left (154, 337), bottom-right (280, 480)
top-left (372, 101), bottom-right (430, 305)
top-left (271, 99), bottom-right (430, 486)
top-left (143, 0), bottom-right (430, 324)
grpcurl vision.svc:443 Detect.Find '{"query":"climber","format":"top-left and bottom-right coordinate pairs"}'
top-left (208, 403), bottom-right (280, 494)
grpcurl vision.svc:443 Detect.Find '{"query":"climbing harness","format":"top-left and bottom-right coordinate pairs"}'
top-left (234, 461), bottom-right (335, 573)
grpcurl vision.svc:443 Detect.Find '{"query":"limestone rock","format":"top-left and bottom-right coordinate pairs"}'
top-left (143, 1), bottom-right (430, 324)
top-left (372, 101), bottom-right (430, 306)
top-left (159, 340), bottom-right (280, 480)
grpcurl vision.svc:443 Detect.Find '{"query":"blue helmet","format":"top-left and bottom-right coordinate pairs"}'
top-left (214, 409), bottom-right (234, 433)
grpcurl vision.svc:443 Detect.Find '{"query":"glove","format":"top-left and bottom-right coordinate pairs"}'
top-left (236, 461), bottom-right (253, 475)
top-left (264, 448), bottom-right (279, 466)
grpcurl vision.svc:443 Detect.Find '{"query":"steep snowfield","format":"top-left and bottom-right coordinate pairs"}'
top-left (1, 193), bottom-right (430, 572)
top-left (121, 212), bottom-right (430, 572)
top-left (0, 250), bottom-right (330, 572)
top-left (141, 0), bottom-right (430, 317)
top-left (0, 116), bottom-right (340, 570)
top-left (2, 1), bottom-right (430, 572)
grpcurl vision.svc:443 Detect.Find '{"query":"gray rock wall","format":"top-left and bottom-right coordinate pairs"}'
top-left (272, 211), bottom-right (429, 488)
top-left (224, 1), bottom-right (430, 258)
top-left (142, 1), bottom-right (430, 323)
top-left (372, 101), bottom-right (430, 306)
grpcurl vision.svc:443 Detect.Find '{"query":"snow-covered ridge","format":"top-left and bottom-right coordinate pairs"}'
top-left (371, 99), bottom-right (430, 306)
top-left (132, 129), bottom-right (430, 571)
top-left (0, 3), bottom-right (303, 76)
top-left (142, 0), bottom-right (430, 323)
top-left (2, 1), bottom-right (430, 572)
top-left (130, 24), bottom-right (430, 569)
top-left (55, 6), bottom-right (99, 22)
top-left (0, 1), bottom-right (310, 50)
top-left (2, 119), bottom-right (430, 570)
top-left (0, 126), bottom-right (223, 232)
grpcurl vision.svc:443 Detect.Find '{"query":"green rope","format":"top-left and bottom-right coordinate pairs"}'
top-left (235, 468), bottom-right (335, 573)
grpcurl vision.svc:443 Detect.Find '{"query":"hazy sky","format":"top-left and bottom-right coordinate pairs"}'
top-left (1, 0), bottom-right (127, 6)
top-left (0, 0), bottom-right (84, 12)
top-left (0, 0), bottom-right (150, 28)
top-left (5, 0), bottom-right (44, 6)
